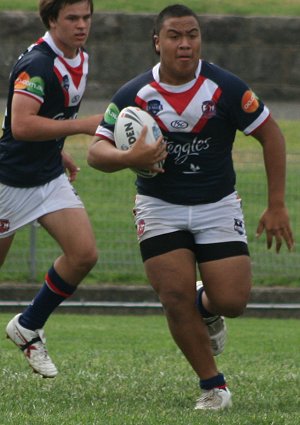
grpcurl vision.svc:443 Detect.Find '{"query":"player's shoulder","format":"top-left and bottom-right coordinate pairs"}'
top-left (16, 40), bottom-right (55, 69)
top-left (201, 60), bottom-right (250, 105)
top-left (12, 40), bottom-right (56, 80)
top-left (102, 68), bottom-right (154, 129)
top-left (201, 60), bottom-right (244, 86)
top-left (115, 68), bottom-right (154, 100)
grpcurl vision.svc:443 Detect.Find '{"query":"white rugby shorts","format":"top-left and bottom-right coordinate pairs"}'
top-left (0, 174), bottom-right (84, 238)
top-left (133, 192), bottom-right (248, 245)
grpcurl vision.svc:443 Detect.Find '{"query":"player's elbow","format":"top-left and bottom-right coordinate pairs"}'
top-left (87, 142), bottom-right (108, 171)
top-left (87, 149), bottom-right (107, 171)
top-left (87, 149), bottom-right (99, 169)
top-left (87, 141), bottom-right (124, 173)
top-left (11, 128), bottom-right (24, 141)
top-left (11, 122), bottom-right (29, 141)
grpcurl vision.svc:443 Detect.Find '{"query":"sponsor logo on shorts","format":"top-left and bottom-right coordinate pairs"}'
top-left (104, 103), bottom-right (120, 125)
top-left (0, 219), bottom-right (10, 233)
top-left (137, 219), bottom-right (145, 238)
top-left (234, 218), bottom-right (244, 235)
top-left (241, 90), bottom-right (259, 113)
top-left (14, 71), bottom-right (45, 97)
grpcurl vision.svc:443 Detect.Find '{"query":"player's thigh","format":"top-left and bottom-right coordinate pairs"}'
top-left (39, 208), bottom-right (97, 257)
top-left (144, 248), bottom-right (197, 304)
top-left (0, 234), bottom-right (15, 266)
top-left (199, 255), bottom-right (252, 309)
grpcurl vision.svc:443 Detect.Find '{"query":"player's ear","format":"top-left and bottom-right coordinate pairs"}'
top-left (48, 17), bottom-right (56, 29)
top-left (153, 35), bottom-right (160, 53)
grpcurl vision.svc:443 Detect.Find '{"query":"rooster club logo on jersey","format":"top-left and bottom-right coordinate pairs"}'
top-left (202, 100), bottom-right (216, 119)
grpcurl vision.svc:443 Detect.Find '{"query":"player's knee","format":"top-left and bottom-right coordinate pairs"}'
top-left (218, 297), bottom-right (248, 318)
top-left (225, 305), bottom-right (245, 318)
top-left (159, 288), bottom-right (192, 320)
top-left (71, 246), bottom-right (98, 272)
top-left (83, 248), bottom-right (99, 270)
top-left (211, 281), bottom-right (251, 317)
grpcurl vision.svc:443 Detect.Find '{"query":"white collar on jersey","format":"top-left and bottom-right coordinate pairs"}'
top-left (43, 31), bottom-right (82, 67)
top-left (153, 60), bottom-right (202, 92)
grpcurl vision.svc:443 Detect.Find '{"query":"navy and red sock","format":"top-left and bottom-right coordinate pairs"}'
top-left (19, 265), bottom-right (76, 330)
top-left (200, 373), bottom-right (227, 391)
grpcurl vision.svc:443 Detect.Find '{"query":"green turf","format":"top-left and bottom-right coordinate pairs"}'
top-left (1, 0), bottom-right (300, 16)
top-left (0, 313), bottom-right (299, 424)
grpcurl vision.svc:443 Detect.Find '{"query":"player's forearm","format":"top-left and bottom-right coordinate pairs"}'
top-left (11, 115), bottom-right (101, 141)
top-left (87, 139), bottom-right (129, 172)
top-left (266, 171), bottom-right (286, 209)
top-left (262, 136), bottom-right (287, 208)
top-left (253, 116), bottom-right (287, 208)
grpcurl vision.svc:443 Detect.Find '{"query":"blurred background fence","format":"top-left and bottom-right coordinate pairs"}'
top-left (1, 103), bottom-right (300, 286)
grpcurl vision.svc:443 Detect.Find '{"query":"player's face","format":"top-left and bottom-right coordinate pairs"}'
top-left (154, 15), bottom-right (201, 85)
top-left (49, 0), bottom-right (92, 58)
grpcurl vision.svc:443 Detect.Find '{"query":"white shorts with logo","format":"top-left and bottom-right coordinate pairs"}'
top-left (0, 174), bottom-right (84, 238)
top-left (134, 192), bottom-right (248, 244)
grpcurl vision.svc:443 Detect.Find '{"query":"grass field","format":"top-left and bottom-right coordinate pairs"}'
top-left (0, 313), bottom-right (299, 424)
top-left (1, 0), bottom-right (300, 16)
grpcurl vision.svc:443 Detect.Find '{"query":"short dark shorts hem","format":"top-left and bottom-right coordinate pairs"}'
top-left (139, 231), bottom-right (249, 262)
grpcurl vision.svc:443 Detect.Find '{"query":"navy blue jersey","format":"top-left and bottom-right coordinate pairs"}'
top-left (0, 33), bottom-right (89, 187)
top-left (96, 60), bottom-right (270, 205)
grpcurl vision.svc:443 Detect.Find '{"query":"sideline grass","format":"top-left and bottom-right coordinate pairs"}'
top-left (0, 314), bottom-right (299, 424)
top-left (1, 0), bottom-right (300, 16)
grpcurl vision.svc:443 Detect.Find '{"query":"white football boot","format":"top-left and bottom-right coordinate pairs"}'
top-left (195, 387), bottom-right (232, 410)
top-left (6, 313), bottom-right (58, 378)
top-left (196, 281), bottom-right (227, 356)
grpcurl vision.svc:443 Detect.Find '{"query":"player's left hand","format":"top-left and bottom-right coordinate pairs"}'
top-left (61, 151), bottom-right (80, 182)
top-left (256, 205), bottom-right (294, 253)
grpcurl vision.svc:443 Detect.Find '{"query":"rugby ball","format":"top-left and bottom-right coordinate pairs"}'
top-left (114, 106), bottom-right (164, 178)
